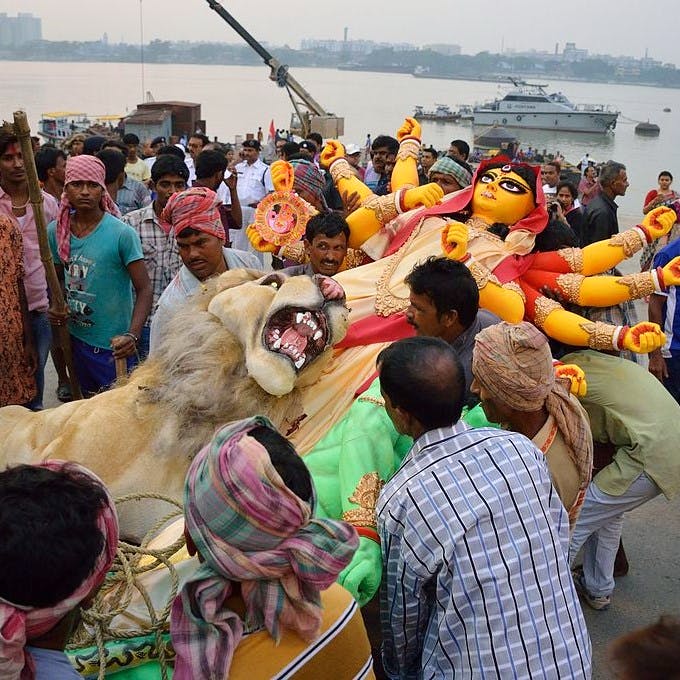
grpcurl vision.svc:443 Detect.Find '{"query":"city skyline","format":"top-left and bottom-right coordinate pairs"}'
top-left (0, 0), bottom-right (676, 64)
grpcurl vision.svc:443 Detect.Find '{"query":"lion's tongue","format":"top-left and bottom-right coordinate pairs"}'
top-left (280, 327), bottom-right (308, 354)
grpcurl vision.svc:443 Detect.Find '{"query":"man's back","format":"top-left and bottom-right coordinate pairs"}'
top-left (378, 421), bottom-right (591, 679)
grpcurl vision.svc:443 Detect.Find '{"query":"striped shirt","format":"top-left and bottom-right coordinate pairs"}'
top-left (377, 422), bottom-right (591, 679)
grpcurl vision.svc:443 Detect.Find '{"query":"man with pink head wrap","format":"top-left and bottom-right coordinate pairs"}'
top-left (471, 321), bottom-right (593, 525)
top-left (0, 461), bottom-right (119, 679)
top-left (47, 154), bottom-right (152, 396)
top-left (149, 186), bottom-right (262, 353)
top-left (171, 416), bottom-right (374, 678)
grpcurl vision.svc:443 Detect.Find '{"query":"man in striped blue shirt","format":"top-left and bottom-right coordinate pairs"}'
top-left (376, 337), bottom-right (591, 679)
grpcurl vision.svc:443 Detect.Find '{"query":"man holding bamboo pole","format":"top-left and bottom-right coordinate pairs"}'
top-left (0, 130), bottom-right (58, 410)
top-left (47, 155), bottom-right (152, 396)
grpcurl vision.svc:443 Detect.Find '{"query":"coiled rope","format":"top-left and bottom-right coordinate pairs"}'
top-left (67, 493), bottom-right (185, 680)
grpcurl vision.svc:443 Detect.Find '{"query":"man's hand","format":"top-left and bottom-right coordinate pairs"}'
top-left (23, 342), bottom-right (38, 376)
top-left (622, 322), bottom-right (666, 354)
top-left (641, 206), bottom-right (677, 241)
top-left (396, 117), bottom-right (421, 143)
top-left (341, 189), bottom-right (362, 216)
top-left (110, 334), bottom-right (136, 360)
top-left (648, 350), bottom-right (669, 383)
top-left (224, 172), bottom-right (238, 192)
top-left (401, 183), bottom-right (443, 211)
top-left (441, 221), bottom-right (469, 261)
top-left (47, 306), bottom-right (70, 327)
top-left (319, 140), bottom-right (345, 169)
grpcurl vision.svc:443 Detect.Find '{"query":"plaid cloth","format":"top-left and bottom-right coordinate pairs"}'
top-left (0, 461), bottom-right (118, 680)
top-left (170, 416), bottom-right (358, 680)
top-left (56, 155), bottom-right (121, 262)
top-left (160, 187), bottom-right (225, 241)
top-left (122, 204), bottom-right (181, 324)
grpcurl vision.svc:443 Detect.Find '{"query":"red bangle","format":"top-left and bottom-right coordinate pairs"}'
top-left (656, 266), bottom-right (667, 293)
top-left (617, 325), bottom-right (630, 350)
top-left (398, 189), bottom-right (408, 214)
top-left (636, 223), bottom-right (653, 244)
top-left (355, 526), bottom-right (380, 545)
top-left (399, 135), bottom-right (421, 144)
top-left (459, 252), bottom-right (472, 264)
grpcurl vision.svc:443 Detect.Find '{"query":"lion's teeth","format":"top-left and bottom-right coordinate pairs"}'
top-left (272, 338), bottom-right (282, 350)
top-left (296, 313), bottom-right (304, 323)
top-left (294, 355), bottom-right (305, 369)
top-left (313, 329), bottom-right (322, 340)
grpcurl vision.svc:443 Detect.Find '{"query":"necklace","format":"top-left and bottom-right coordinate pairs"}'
top-left (11, 197), bottom-right (30, 211)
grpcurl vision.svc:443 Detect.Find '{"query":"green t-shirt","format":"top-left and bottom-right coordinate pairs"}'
top-left (48, 213), bottom-right (144, 349)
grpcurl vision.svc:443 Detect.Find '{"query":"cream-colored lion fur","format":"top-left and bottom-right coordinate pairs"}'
top-left (0, 269), bottom-right (347, 538)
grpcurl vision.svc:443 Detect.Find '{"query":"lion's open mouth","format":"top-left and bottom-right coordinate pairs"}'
top-left (263, 307), bottom-right (329, 371)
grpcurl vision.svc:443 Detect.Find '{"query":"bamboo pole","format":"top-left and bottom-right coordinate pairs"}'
top-left (12, 110), bottom-right (83, 400)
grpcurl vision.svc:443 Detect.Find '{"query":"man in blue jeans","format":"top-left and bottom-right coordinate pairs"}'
top-left (48, 155), bottom-right (152, 397)
top-left (0, 131), bottom-right (59, 409)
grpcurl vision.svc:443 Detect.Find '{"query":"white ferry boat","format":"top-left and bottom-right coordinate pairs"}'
top-left (473, 79), bottom-right (619, 133)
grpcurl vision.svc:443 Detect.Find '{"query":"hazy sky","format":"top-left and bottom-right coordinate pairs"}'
top-left (2, 0), bottom-right (677, 64)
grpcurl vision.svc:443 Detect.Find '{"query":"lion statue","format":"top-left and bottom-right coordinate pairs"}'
top-left (0, 269), bottom-right (348, 538)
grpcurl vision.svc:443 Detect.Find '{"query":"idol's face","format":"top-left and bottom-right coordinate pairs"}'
top-left (471, 167), bottom-right (536, 226)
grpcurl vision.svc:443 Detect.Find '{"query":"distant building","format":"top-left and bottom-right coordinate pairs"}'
top-left (562, 42), bottom-right (588, 62)
top-left (424, 43), bottom-right (461, 56)
top-left (0, 13), bottom-right (42, 48)
top-left (300, 38), bottom-right (416, 55)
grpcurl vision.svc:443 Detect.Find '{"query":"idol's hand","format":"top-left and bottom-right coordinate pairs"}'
top-left (555, 363), bottom-right (587, 398)
top-left (246, 225), bottom-right (278, 253)
top-left (336, 537), bottom-right (382, 607)
top-left (396, 116), bottom-right (421, 142)
top-left (320, 140), bottom-right (345, 169)
top-left (401, 182), bottom-right (443, 211)
top-left (640, 206), bottom-right (677, 241)
top-left (662, 256), bottom-right (680, 287)
top-left (442, 221), bottom-right (469, 261)
top-left (270, 160), bottom-right (295, 192)
top-left (622, 322), bottom-right (666, 353)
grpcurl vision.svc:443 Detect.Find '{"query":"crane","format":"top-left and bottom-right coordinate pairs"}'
top-left (204, 0), bottom-right (344, 138)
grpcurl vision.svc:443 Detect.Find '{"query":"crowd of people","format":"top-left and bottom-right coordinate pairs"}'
top-left (2, 120), bottom-right (680, 680)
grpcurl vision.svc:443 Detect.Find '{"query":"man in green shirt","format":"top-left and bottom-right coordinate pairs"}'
top-left (564, 349), bottom-right (680, 610)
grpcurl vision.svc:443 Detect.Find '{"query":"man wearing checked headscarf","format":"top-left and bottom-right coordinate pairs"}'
top-left (47, 154), bottom-right (153, 396)
top-left (170, 416), bottom-right (376, 679)
top-left (0, 461), bottom-right (119, 679)
top-left (471, 321), bottom-right (593, 526)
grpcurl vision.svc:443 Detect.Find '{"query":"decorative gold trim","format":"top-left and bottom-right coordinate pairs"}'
top-left (556, 273), bottom-right (585, 303)
top-left (579, 321), bottom-right (617, 350)
top-left (557, 247), bottom-right (584, 273)
top-left (616, 272), bottom-right (656, 300)
top-left (504, 281), bottom-right (526, 302)
top-left (396, 138), bottom-right (421, 162)
top-left (279, 240), bottom-right (307, 264)
top-left (468, 260), bottom-right (492, 290)
top-left (329, 159), bottom-right (354, 183)
top-left (374, 220), bottom-right (422, 317)
top-left (357, 394), bottom-right (385, 406)
top-left (361, 193), bottom-right (399, 225)
top-left (342, 472), bottom-right (384, 530)
top-left (609, 229), bottom-right (645, 258)
top-left (533, 296), bottom-right (563, 328)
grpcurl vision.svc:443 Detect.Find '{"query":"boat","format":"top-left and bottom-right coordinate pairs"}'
top-left (38, 111), bottom-right (92, 143)
top-left (663, 107), bottom-right (671, 112)
top-left (472, 78), bottom-right (619, 133)
top-left (457, 104), bottom-right (474, 121)
top-left (413, 104), bottom-right (461, 122)
top-left (635, 121), bottom-right (660, 136)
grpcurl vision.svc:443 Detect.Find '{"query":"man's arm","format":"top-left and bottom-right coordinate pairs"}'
top-left (111, 259), bottom-right (152, 359)
top-left (224, 173), bottom-right (242, 228)
top-left (380, 528), bottom-right (432, 680)
top-left (648, 292), bottom-right (669, 382)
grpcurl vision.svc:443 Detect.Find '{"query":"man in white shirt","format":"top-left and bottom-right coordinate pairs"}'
top-left (542, 160), bottom-right (561, 198)
top-left (233, 139), bottom-right (273, 255)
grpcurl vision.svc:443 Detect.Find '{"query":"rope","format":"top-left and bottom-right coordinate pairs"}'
top-left (66, 493), bottom-right (185, 680)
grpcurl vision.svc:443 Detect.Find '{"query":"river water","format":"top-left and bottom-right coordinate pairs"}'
top-left (4, 60), bottom-right (680, 219)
